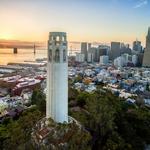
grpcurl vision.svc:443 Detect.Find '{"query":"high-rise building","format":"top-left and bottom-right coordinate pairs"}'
top-left (88, 47), bottom-right (98, 62)
top-left (132, 55), bottom-right (138, 66)
top-left (88, 45), bottom-right (109, 63)
top-left (87, 52), bottom-right (94, 63)
top-left (122, 53), bottom-right (132, 65)
top-left (143, 27), bottom-right (150, 67)
top-left (120, 43), bottom-right (131, 55)
top-left (88, 43), bottom-right (91, 50)
top-left (75, 53), bottom-right (85, 62)
top-left (133, 40), bottom-right (142, 53)
top-left (81, 42), bottom-right (88, 61)
top-left (110, 42), bottom-right (121, 60)
top-left (46, 32), bottom-right (68, 123)
top-left (100, 55), bottom-right (109, 65)
top-left (137, 53), bottom-right (144, 67)
top-left (99, 45), bottom-right (109, 55)
top-left (114, 56), bottom-right (125, 68)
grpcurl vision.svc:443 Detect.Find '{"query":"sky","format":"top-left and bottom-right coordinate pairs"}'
top-left (0, 0), bottom-right (150, 46)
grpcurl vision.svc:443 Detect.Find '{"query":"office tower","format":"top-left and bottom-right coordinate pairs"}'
top-left (46, 32), bottom-right (68, 123)
top-left (114, 56), bottom-right (125, 68)
top-left (132, 55), bottom-right (138, 66)
top-left (98, 45), bottom-right (109, 57)
top-left (110, 42), bottom-right (121, 60)
top-left (122, 53), bottom-right (132, 66)
top-left (88, 43), bottom-right (91, 50)
top-left (100, 55), bottom-right (109, 65)
top-left (137, 53), bottom-right (144, 67)
top-left (99, 48), bottom-right (108, 56)
top-left (81, 42), bottom-right (88, 61)
top-left (133, 40), bottom-right (142, 53)
top-left (143, 27), bottom-right (150, 67)
top-left (88, 47), bottom-right (98, 62)
top-left (120, 43), bottom-right (131, 55)
top-left (75, 53), bottom-right (85, 62)
top-left (87, 52), bottom-right (94, 63)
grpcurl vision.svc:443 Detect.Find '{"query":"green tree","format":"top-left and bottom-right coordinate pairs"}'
top-left (31, 89), bottom-right (46, 114)
top-left (70, 89), bottom-right (150, 150)
top-left (76, 92), bottom-right (89, 108)
top-left (1, 107), bottom-right (42, 150)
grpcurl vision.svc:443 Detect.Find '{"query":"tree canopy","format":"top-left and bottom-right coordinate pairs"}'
top-left (70, 89), bottom-right (150, 150)
top-left (1, 87), bottom-right (150, 150)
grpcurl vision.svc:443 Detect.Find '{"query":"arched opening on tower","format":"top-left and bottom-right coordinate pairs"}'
top-left (63, 49), bottom-right (66, 62)
top-left (56, 36), bottom-right (60, 41)
top-left (55, 49), bottom-right (60, 62)
top-left (48, 49), bottom-right (52, 62)
top-left (62, 36), bottom-right (65, 41)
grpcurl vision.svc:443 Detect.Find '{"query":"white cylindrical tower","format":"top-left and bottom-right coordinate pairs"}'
top-left (46, 32), bottom-right (68, 123)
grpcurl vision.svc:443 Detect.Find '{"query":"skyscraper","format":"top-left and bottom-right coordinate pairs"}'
top-left (143, 27), bottom-right (150, 67)
top-left (88, 47), bottom-right (98, 62)
top-left (133, 40), bottom-right (142, 53)
top-left (88, 43), bottom-right (91, 50)
top-left (94, 45), bottom-right (109, 62)
top-left (120, 43), bottom-right (131, 55)
top-left (110, 42), bottom-right (121, 60)
top-left (81, 42), bottom-right (88, 61)
top-left (46, 32), bottom-right (68, 123)
top-left (98, 45), bottom-right (108, 55)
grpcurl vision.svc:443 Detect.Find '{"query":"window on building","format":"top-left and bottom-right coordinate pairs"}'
top-left (55, 49), bottom-right (60, 62)
top-left (63, 49), bottom-right (66, 62)
top-left (63, 43), bottom-right (67, 46)
top-left (62, 36), bottom-right (65, 41)
top-left (56, 36), bottom-right (59, 41)
top-left (49, 43), bottom-right (52, 47)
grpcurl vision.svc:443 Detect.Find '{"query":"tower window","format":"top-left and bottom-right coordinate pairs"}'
top-left (62, 36), bottom-right (65, 41)
top-left (63, 43), bottom-right (67, 46)
top-left (53, 36), bottom-right (56, 41)
top-left (63, 49), bottom-right (66, 62)
top-left (56, 36), bottom-right (59, 41)
top-left (48, 49), bottom-right (52, 62)
top-left (49, 42), bottom-right (52, 46)
top-left (55, 49), bottom-right (60, 62)
top-left (50, 36), bottom-right (53, 41)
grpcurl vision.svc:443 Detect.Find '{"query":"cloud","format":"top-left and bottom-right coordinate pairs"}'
top-left (134, 0), bottom-right (148, 8)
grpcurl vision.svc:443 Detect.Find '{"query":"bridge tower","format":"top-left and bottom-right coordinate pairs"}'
top-left (34, 43), bottom-right (36, 54)
top-left (13, 48), bottom-right (18, 54)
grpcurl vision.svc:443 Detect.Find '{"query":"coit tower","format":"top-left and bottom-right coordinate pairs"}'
top-left (46, 32), bottom-right (68, 123)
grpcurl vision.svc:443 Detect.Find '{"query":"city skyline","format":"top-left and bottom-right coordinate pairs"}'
top-left (0, 0), bottom-right (150, 45)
